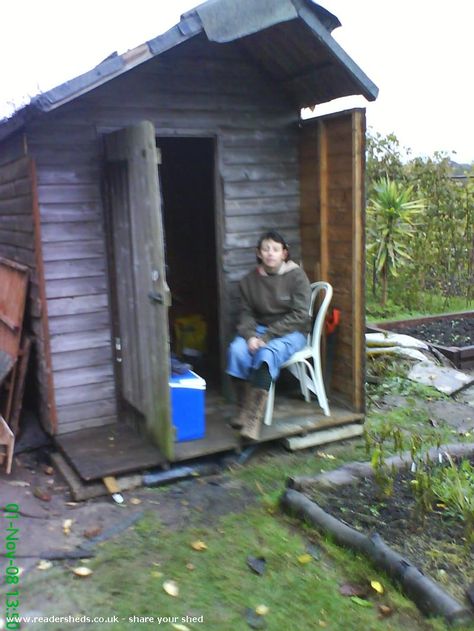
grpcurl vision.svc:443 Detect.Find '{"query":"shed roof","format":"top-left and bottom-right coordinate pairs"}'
top-left (0, 0), bottom-right (378, 141)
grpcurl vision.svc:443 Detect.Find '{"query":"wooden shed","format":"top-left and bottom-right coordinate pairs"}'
top-left (0, 0), bottom-right (378, 479)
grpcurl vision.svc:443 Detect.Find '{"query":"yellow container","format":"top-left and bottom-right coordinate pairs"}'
top-left (174, 314), bottom-right (207, 356)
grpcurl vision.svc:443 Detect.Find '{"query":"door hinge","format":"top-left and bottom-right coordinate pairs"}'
top-left (115, 337), bottom-right (122, 363)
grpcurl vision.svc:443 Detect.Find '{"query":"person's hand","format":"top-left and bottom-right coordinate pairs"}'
top-left (248, 336), bottom-right (266, 353)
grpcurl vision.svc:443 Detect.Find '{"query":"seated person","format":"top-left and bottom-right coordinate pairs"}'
top-left (226, 231), bottom-right (311, 440)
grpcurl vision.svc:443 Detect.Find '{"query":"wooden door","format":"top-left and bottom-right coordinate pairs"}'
top-left (105, 121), bottom-right (173, 459)
top-left (299, 108), bottom-right (366, 413)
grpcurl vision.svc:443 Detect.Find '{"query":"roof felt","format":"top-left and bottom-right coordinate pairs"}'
top-left (0, 0), bottom-right (377, 140)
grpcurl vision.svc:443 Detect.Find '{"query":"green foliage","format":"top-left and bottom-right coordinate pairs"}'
top-left (366, 291), bottom-right (471, 322)
top-left (431, 454), bottom-right (474, 544)
top-left (367, 177), bottom-right (424, 306)
top-left (366, 130), bottom-right (474, 311)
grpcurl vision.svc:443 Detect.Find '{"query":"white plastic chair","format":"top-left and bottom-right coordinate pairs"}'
top-left (263, 281), bottom-right (333, 425)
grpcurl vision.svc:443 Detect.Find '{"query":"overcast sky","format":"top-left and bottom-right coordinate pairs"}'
top-left (1, 0), bottom-right (473, 163)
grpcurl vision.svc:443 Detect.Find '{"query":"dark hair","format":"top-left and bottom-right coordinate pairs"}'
top-left (256, 231), bottom-right (290, 262)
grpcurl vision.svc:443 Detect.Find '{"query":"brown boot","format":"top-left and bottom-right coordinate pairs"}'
top-left (240, 388), bottom-right (269, 442)
top-left (230, 381), bottom-right (254, 429)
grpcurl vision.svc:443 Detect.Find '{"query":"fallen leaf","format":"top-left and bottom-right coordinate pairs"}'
top-left (318, 621), bottom-right (327, 628)
top-left (129, 497), bottom-right (142, 505)
top-left (316, 451), bottom-right (336, 460)
top-left (163, 579), bottom-right (179, 597)
top-left (247, 556), bottom-right (266, 575)
top-left (43, 465), bottom-right (54, 475)
top-left (378, 604), bottom-right (393, 617)
top-left (63, 519), bottom-right (73, 535)
top-left (370, 580), bottom-right (384, 594)
top-left (8, 480), bottom-right (30, 487)
top-left (37, 560), bottom-right (53, 571)
top-left (297, 553), bottom-right (313, 564)
top-left (255, 604), bottom-right (269, 616)
top-left (151, 571), bottom-right (163, 578)
top-left (33, 487), bottom-right (51, 502)
top-left (339, 582), bottom-right (367, 597)
top-left (186, 563), bottom-right (195, 571)
top-left (171, 625), bottom-right (190, 631)
top-left (190, 540), bottom-right (208, 551)
top-left (72, 566), bottom-right (93, 578)
top-left (83, 526), bottom-right (102, 539)
top-left (350, 596), bottom-right (372, 608)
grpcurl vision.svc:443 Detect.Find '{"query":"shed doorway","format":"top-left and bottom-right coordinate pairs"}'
top-left (158, 137), bottom-right (221, 389)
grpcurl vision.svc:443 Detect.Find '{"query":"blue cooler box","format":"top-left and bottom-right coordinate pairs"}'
top-left (169, 370), bottom-right (206, 442)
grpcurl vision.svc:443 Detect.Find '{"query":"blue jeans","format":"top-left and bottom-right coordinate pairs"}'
top-left (226, 325), bottom-right (307, 381)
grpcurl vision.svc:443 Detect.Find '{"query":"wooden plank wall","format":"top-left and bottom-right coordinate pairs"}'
top-left (299, 111), bottom-right (365, 412)
top-left (25, 35), bottom-right (301, 434)
top-left (25, 120), bottom-right (116, 434)
top-left (0, 135), bottom-right (56, 432)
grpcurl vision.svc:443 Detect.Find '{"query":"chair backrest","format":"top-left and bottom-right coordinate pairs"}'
top-left (308, 281), bottom-right (333, 353)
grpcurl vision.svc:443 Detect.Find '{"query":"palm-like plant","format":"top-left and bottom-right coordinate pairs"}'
top-left (367, 178), bottom-right (425, 306)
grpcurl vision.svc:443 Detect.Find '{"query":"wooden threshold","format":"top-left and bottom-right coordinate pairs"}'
top-left (54, 422), bottom-right (167, 482)
top-left (173, 393), bottom-right (364, 461)
top-left (54, 393), bottom-right (364, 480)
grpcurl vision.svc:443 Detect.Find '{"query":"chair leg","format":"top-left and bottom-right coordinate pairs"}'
top-left (298, 364), bottom-right (311, 402)
top-left (306, 363), bottom-right (330, 416)
top-left (263, 381), bottom-right (275, 426)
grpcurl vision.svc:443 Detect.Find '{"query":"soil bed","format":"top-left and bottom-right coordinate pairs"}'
top-left (399, 317), bottom-right (473, 347)
top-left (309, 457), bottom-right (474, 605)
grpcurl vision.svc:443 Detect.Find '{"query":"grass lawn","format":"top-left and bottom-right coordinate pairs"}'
top-left (18, 499), bottom-right (454, 631)
top-left (366, 292), bottom-right (472, 323)
top-left (14, 371), bottom-right (474, 631)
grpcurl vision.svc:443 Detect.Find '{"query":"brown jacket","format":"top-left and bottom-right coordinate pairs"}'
top-left (237, 261), bottom-right (311, 342)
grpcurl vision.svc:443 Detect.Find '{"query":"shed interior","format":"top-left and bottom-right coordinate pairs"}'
top-left (158, 137), bottom-right (221, 387)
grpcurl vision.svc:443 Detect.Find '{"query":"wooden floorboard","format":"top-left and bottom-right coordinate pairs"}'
top-left (54, 392), bottom-right (364, 479)
top-left (54, 423), bottom-right (167, 481)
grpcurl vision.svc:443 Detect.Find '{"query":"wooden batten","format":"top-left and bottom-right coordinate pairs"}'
top-left (0, 142), bottom-right (58, 435)
top-left (31, 159), bottom-right (58, 433)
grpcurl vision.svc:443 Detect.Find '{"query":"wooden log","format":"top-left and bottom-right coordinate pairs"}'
top-left (280, 488), bottom-right (473, 625)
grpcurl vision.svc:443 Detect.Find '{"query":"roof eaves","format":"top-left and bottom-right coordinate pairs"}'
top-left (185, 0), bottom-right (340, 42)
top-left (294, 0), bottom-right (379, 101)
top-left (36, 20), bottom-right (203, 113)
top-left (0, 17), bottom-right (204, 140)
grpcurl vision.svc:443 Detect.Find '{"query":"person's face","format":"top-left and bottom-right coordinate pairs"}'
top-left (257, 239), bottom-right (287, 272)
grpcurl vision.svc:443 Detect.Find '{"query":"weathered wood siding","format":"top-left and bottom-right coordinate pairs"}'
top-left (25, 119), bottom-right (115, 434)
top-left (299, 110), bottom-right (365, 412)
top-left (0, 134), bottom-right (56, 432)
top-left (25, 35), bottom-right (302, 433)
